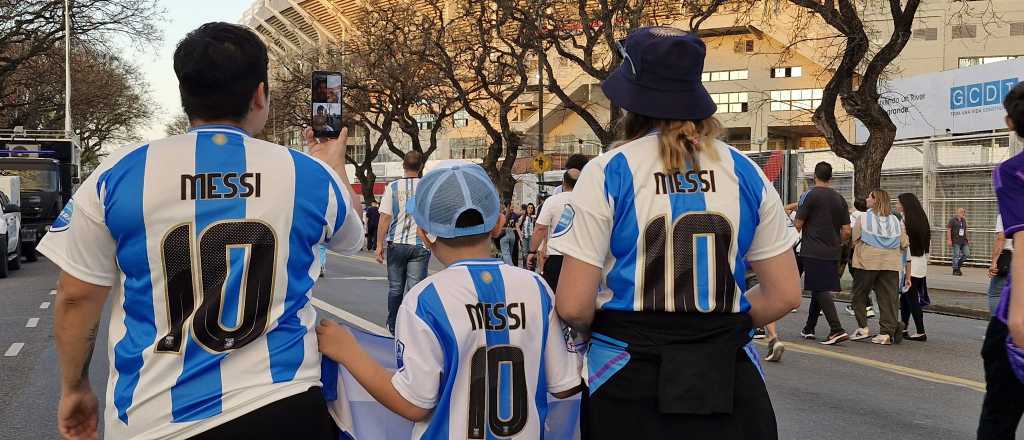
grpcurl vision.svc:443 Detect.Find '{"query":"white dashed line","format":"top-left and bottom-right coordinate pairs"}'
top-left (4, 343), bottom-right (24, 357)
top-left (39, 302), bottom-right (50, 309)
top-left (26, 318), bottom-right (39, 328)
top-left (49, 290), bottom-right (56, 295)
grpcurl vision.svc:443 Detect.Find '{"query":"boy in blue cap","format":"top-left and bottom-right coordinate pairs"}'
top-left (317, 162), bottom-right (583, 439)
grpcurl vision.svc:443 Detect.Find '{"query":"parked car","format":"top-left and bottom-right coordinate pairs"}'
top-left (0, 187), bottom-right (23, 278)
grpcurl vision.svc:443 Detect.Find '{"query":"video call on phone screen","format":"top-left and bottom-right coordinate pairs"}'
top-left (312, 72), bottom-right (342, 136)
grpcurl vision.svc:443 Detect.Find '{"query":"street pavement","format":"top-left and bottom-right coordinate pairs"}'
top-left (0, 252), bottom-right (1020, 439)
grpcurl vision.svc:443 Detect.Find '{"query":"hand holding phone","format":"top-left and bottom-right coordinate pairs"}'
top-left (311, 71), bottom-right (343, 138)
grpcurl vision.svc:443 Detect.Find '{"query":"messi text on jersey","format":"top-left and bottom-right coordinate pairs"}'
top-left (465, 302), bottom-right (527, 332)
top-left (181, 172), bottom-right (262, 201)
top-left (654, 170), bottom-right (717, 195)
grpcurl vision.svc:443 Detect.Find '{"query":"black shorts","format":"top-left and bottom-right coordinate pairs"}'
top-left (189, 387), bottom-right (338, 440)
top-left (543, 254), bottom-right (564, 291)
top-left (801, 256), bottom-right (841, 292)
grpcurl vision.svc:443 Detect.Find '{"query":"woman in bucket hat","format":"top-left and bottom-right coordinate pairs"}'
top-left (549, 26), bottom-right (802, 439)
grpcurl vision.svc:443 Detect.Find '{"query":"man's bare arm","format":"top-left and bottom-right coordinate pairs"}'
top-left (54, 273), bottom-right (110, 391)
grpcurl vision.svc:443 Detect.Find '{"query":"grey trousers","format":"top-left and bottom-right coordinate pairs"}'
top-left (852, 269), bottom-right (901, 337)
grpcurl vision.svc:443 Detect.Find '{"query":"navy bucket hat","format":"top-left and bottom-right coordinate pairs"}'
top-left (601, 26), bottom-right (717, 121)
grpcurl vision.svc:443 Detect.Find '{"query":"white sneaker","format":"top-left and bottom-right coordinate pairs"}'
top-left (850, 327), bottom-right (871, 341)
top-left (866, 306), bottom-right (876, 318)
top-left (845, 304), bottom-right (856, 316)
top-left (765, 341), bottom-right (785, 362)
top-left (870, 334), bottom-right (892, 345)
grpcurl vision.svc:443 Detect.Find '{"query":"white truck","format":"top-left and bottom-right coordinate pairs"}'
top-left (0, 175), bottom-right (23, 277)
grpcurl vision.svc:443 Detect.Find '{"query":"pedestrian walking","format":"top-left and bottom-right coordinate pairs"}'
top-left (988, 214), bottom-right (1013, 314)
top-left (499, 201), bottom-right (519, 266)
top-left (550, 27), bottom-right (801, 440)
top-left (518, 203), bottom-right (537, 266)
top-left (42, 22), bottom-right (365, 440)
top-left (978, 81), bottom-right (1024, 440)
top-left (948, 207), bottom-right (970, 276)
top-left (849, 189), bottom-right (909, 345)
top-left (375, 152), bottom-right (431, 334)
top-left (527, 169), bottom-right (579, 291)
top-left (898, 193), bottom-right (930, 342)
top-left (845, 198), bottom-right (877, 318)
top-left (365, 200), bottom-right (380, 252)
top-left (551, 153), bottom-right (590, 195)
top-left (796, 162), bottom-right (852, 345)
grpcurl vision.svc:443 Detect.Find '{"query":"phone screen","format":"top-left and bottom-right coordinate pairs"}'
top-left (311, 71), bottom-right (343, 138)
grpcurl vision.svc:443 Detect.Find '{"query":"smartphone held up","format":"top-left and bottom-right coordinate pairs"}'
top-left (311, 71), bottom-right (343, 138)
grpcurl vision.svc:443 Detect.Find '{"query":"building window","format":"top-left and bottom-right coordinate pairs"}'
top-left (951, 24), bottom-right (977, 39)
top-left (710, 92), bottom-right (749, 113)
top-left (450, 137), bottom-right (488, 160)
top-left (1012, 23), bottom-right (1024, 37)
top-left (958, 55), bottom-right (1022, 68)
top-left (701, 69), bottom-right (749, 82)
top-left (733, 39), bottom-right (754, 53)
top-left (415, 114), bottom-right (436, 131)
top-left (452, 110), bottom-right (469, 128)
top-left (913, 28), bottom-right (938, 41)
top-left (770, 66), bottom-right (802, 78)
top-left (770, 89), bottom-right (823, 111)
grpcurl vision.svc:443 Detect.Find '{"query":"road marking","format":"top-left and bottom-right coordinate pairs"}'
top-left (328, 251), bottom-right (378, 265)
top-left (764, 341), bottom-right (986, 393)
top-left (324, 276), bottom-right (387, 281)
top-left (311, 298), bottom-right (389, 337)
top-left (26, 318), bottom-right (39, 328)
top-left (39, 302), bottom-right (50, 309)
top-left (4, 343), bottom-right (24, 357)
top-left (49, 290), bottom-right (56, 296)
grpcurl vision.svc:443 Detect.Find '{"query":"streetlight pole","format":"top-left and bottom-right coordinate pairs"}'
top-left (64, 0), bottom-right (73, 136)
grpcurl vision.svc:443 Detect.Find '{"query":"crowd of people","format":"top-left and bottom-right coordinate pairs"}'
top-left (38, 20), bottom-right (1024, 440)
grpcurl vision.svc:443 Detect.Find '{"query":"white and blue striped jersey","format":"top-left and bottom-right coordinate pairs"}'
top-left (392, 259), bottom-right (581, 439)
top-left (549, 134), bottom-right (796, 314)
top-left (37, 125), bottom-right (364, 439)
top-left (380, 177), bottom-right (423, 246)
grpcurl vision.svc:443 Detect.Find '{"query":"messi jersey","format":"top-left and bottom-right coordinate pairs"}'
top-left (37, 125), bottom-right (364, 439)
top-left (381, 177), bottom-right (423, 246)
top-left (549, 134), bottom-right (796, 314)
top-left (391, 259), bottom-right (581, 439)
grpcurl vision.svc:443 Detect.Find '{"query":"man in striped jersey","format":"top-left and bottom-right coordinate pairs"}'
top-left (375, 151), bottom-right (431, 334)
top-left (44, 22), bottom-right (363, 440)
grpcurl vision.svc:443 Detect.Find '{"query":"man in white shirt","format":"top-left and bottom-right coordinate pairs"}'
top-left (527, 169), bottom-right (579, 291)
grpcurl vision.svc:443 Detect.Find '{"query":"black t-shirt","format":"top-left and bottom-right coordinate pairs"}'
top-left (506, 212), bottom-right (520, 229)
top-left (795, 186), bottom-right (850, 261)
top-left (948, 216), bottom-right (968, 244)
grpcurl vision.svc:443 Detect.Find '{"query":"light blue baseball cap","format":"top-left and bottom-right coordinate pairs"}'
top-left (410, 161), bottom-right (500, 239)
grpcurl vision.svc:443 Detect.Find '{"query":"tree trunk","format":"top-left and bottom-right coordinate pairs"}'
top-left (355, 165), bottom-right (377, 204)
top-left (850, 135), bottom-right (892, 200)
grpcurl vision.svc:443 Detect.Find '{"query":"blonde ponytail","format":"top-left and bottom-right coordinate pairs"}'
top-left (657, 118), bottom-right (721, 172)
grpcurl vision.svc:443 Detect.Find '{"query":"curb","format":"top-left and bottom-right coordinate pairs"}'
top-left (803, 292), bottom-right (990, 321)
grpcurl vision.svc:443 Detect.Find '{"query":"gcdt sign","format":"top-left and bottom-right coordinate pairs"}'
top-left (856, 58), bottom-right (1024, 142)
top-left (950, 78), bottom-right (1018, 110)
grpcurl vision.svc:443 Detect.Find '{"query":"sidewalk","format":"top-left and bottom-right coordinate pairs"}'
top-left (831, 263), bottom-right (993, 320)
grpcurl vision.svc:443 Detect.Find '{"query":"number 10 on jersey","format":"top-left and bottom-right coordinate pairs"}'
top-left (156, 220), bottom-right (278, 354)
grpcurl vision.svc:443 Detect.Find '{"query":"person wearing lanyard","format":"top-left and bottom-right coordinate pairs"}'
top-left (948, 207), bottom-right (970, 276)
top-left (551, 27), bottom-right (801, 439)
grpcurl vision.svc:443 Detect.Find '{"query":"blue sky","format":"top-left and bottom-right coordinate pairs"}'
top-left (134, 0), bottom-right (255, 140)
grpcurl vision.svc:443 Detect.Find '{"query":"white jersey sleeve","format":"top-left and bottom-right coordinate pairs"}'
top-left (37, 153), bottom-right (124, 286)
top-left (541, 285), bottom-right (583, 394)
top-left (745, 173), bottom-right (798, 262)
top-left (548, 161), bottom-right (612, 268)
top-left (319, 161), bottom-right (364, 255)
top-left (391, 293), bottom-right (444, 410)
top-left (379, 182), bottom-right (395, 217)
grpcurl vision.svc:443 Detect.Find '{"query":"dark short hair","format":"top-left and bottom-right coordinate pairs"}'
top-left (813, 162), bottom-right (833, 182)
top-left (563, 170), bottom-right (578, 189)
top-left (854, 198), bottom-right (867, 212)
top-left (565, 154), bottom-right (590, 171)
top-left (1005, 82), bottom-right (1024, 138)
top-left (174, 22), bottom-right (269, 122)
top-left (403, 151), bottom-right (425, 172)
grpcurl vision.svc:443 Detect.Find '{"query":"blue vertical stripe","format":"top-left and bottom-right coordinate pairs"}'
top-left (104, 145), bottom-right (155, 424)
top-left (467, 264), bottom-right (509, 440)
top-left (533, 276), bottom-right (552, 435)
top-left (603, 154), bottom-right (640, 311)
top-left (387, 181), bottom-right (399, 242)
top-left (327, 176), bottom-right (347, 237)
top-left (220, 247), bottom-right (246, 329)
top-left (730, 150), bottom-right (765, 312)
top-left (266, 150), bottom-right (330, 383)
top-left (416, 284), bottom-right (458, 440)
top-left (668, 162), bottom-right (707, 312)
top-left (171, 130), bottom-right (247, 422)
top-left (695, 235), bottom-right (711, 311)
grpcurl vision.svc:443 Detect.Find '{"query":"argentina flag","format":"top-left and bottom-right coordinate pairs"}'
top-left (323, 323), bottom-right (583, 440)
